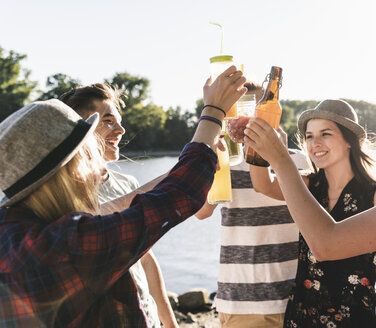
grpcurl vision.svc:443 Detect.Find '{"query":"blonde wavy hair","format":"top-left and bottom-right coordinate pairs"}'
top-left (21, 134), bottom-right (105, 222)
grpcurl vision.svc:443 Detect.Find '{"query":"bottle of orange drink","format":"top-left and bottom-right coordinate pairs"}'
top-left (245, 66), bottom-right (283, 167)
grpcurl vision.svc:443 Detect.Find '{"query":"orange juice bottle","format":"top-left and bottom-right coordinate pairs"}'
top-left (209, 55), bottom-right (237, 118)
top-left (208, 137), bottom-right (232, 204)
top-left (245, 66), bottom-right (283, 167)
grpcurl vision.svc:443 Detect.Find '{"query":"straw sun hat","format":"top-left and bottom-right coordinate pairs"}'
top-left (0, 99), bottom-right (99, 207)
top-left (297, 99), bottom-right (366, 140)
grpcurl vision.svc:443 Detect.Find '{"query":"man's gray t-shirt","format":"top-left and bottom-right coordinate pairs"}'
top-left (98, 169), bottom-right (160, 327)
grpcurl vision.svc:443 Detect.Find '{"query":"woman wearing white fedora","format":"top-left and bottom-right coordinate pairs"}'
top-left (0, 66), bottom-right (246, 327)
top-left (247, 99), bottom-right (376, 327)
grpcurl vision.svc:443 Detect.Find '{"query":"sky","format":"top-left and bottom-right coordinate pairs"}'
top-left (1, 0), bottom-right (375, 112)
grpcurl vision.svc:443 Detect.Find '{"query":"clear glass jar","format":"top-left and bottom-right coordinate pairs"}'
top-left (209, 55), bottom-right (237, 118)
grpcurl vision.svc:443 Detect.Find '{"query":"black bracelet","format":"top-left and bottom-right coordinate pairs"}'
top-left (199, 115), bottom-right (222, 128)
top-left (202, 104), bottom-right (226, 117)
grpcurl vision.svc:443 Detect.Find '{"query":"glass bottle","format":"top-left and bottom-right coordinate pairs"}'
top-left (245, 66), bottom-right (283, 167)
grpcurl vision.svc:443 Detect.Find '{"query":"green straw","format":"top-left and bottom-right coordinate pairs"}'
top-left (209, 21), bottom-right (223, 55)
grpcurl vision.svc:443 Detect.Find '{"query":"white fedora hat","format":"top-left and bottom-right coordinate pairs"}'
top-left (0, 99), bottom-right (99, 207)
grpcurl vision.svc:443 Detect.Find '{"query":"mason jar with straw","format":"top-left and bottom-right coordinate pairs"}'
top-left (207, 22), bottom-right (233, 204)
top-left (209, 22), bottom-right (237, 119)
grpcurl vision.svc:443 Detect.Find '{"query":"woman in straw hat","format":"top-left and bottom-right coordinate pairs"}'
top-left (0, 66), bottom-right (246, 327)
top-left (247, 99), bottom-right (376, 327)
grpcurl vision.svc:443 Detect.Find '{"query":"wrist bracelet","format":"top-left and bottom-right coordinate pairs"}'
top-left (199, 115), bottom-right (222, 128)
top-left (202, 104), bottom-right (226, 117)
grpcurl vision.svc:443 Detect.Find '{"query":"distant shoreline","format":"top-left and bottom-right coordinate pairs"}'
top-left (119, 150), bottom-right (180, 159)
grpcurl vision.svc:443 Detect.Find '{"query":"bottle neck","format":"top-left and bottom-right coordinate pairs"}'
top-left (260, 78), bottom-right (280, 103)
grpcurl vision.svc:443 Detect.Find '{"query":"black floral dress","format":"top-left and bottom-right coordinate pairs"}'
top-left (284, 170), bottom-right (376, 328)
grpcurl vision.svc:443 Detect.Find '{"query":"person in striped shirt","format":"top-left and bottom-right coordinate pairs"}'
top-left (196, 82), bottom-right (309, 328)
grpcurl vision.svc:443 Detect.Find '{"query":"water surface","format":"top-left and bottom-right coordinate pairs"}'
top-left (109, 157), bottom-right (221, 294)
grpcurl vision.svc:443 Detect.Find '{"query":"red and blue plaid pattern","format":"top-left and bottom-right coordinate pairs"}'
top-left (0, 142), bottom-right (216, 327)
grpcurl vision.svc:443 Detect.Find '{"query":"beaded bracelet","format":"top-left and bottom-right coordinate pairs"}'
top-left (199, 115), bottom-right (222, 128)
top-left (202, 104), bottom-right (226, 117)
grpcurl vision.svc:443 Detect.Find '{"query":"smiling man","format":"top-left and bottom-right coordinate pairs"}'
top-left (93, 98), bottom-right (125, 162)
top-left (60, 83), bottom-right (178, 328)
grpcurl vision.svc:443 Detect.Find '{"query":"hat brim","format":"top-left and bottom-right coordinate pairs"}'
top-left (0, 113), bottom-right (99, 208)
top-left (297, 110), bottom-right (366, 140)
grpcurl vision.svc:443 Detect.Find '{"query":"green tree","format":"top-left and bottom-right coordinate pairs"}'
top-left (194, 98), bottom-right (204, 123)
top-left (344, 99), bottom-right (376, 134)
top-left (0, 47), bottom-right (37, 122)
top-left (161, 106), bottom-right (195, 150)
top-left (280, 104), bottom-right (299, 147)
top-left (105, 72), bottom-right (149, 108)
top-left (105, 72), bottom-right (158, 151)
top-left (280, 100), bottom-right (319, 148)
top-left (121, 103), bottom-right (166, 150)
top-left (280, 99), bottom-right (376, 145)
top-left (38, 73), bottom-right (81, 100)
top-left (280, 100), bottom-right (319, 117)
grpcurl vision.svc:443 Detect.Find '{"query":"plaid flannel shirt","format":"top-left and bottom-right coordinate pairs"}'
top-left (0, 142), bottom-right (216, 327)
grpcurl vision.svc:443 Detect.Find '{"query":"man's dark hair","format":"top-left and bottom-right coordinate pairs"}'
top-left (59, 83), bottom-right (126, 118)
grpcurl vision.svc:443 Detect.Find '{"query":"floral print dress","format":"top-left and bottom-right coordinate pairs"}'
top-left (284, 170), bottom-right (376, 328)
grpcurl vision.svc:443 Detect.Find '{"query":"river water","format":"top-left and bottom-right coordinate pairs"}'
top-left (108, 156), bottom-right (221, 295)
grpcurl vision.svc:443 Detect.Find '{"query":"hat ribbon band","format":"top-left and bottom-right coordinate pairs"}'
top-left (4, 119), bottom-right (91, 200)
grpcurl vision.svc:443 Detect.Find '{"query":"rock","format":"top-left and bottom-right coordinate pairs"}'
top-left (197, 303), bottom-right (213, 312)
top-left (167, 291), bottom-right (179, 310)
top-left (173, 310), bottom-right (187, 322)
top-left (178, 288), bottom-right (210, 311)
top-left (185, 312), bottom-right (196, 323)
top-left (178, 308), bottom-right (220, 328)
top-left (209, 291), bottom-right (217, 301)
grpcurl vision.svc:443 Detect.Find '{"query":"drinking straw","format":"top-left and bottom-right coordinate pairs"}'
top-left (209, 22), bottom-right (224, 55)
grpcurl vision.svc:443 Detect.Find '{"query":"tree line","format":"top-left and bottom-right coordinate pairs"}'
top-left (1, 46), bottom-right (375, 153)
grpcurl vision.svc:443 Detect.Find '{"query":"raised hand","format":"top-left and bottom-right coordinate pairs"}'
top-left (244, 117), bottom-right (289, 166)
top-left (203, 66), bottom-right (246, 112)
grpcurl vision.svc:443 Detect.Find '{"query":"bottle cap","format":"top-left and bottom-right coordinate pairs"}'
top-left (210, 55), bottom-right (233, 63)
top-left (270, 66), bottom-right (283, 79)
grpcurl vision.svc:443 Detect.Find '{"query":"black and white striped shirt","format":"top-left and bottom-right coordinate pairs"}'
top-left (215, 150), bottom-right (310, 314)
